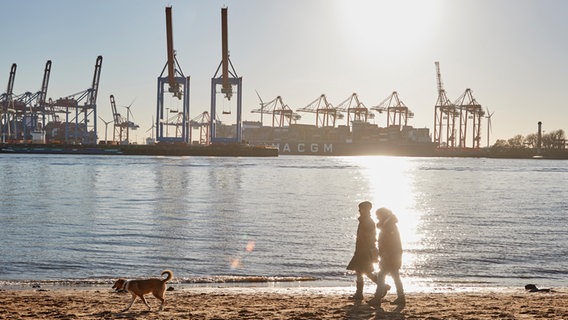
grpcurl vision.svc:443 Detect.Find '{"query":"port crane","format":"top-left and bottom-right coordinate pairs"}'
top-left (454, 88), bottom-right (484, 148)
top-left (166, 109), bottom-right (186, 138)
top-left (7, 61), bottom-right (53, 143)
top-left (189, 111), bottom-right (211, 145)
top-left (36, 60), bottom-right (52, 136)
top-left (433, 61), bottom-right (458, 148)
top-left (110, 94), bottom-right (139, 144)
top-left (251, 93), bottom-right (300, 127)
top-left (297, 94), bottom-right (340, 128)
top-left (12, 91), bottom-right (36, 140)
top-left (372, 91), bottom-right (414, 128)
top-left (156, 6), bottom-right (190, 144)
top-left (210, 7), bottom-right (243, 144)
top-left (336, 93), bottom-right (374, 129)
top-left (4, 60), bottom-right (53, 143)
top-left (1, 63), bottom-right (17, 143)
top-left (47, 55), bottom-right (102, 144)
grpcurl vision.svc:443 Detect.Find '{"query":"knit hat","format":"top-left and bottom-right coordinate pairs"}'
top-left (358, 201), bottom-right (372, 211)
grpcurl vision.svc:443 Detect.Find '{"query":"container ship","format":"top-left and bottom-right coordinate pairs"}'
top-left (0, 141), bottom-right (278, 157)
top-left (236, 121), bottom-right (438, 156)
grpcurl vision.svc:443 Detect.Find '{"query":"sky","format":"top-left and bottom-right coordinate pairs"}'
top-left (1, 0), bottom-right (567, 145)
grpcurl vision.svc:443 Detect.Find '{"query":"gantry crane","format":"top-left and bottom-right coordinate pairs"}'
top-left (13, 91), bottom-right (35, 140)
top-left (9, 61), bottom-right (50, 143)
top-left (210, 7), bottom-right (243, 144)
top-left (110, 94), bottom-right (122, 142)
top-left (1, 63), bottom-right (17, 143)
top-left (36, 60), bottom-right (52, 134)
top-left (110, 94), bottom-right (139, 144)
top-left (297, 94), bottom-right (340, 128)
top-left (189, 111), bottom-right (211, 145)
top-left (454, 88), bottom-right (484, 148)
top-left (251, 93), bottom-right (300, 127)
top-left (335, 93), bottom-right (374, 129)
top-left (433, 61), bottom-right (458, 148)
top-left (48, 55), bottom-right (102, 144)
top-left (156, 6), bottom-right (190, 144)
top-left (372, 91), bottom-right (414, 128)
top-left (1, 60), bottom-right (52, 143)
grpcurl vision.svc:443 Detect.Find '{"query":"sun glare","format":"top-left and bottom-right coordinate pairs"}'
top-left (334, 0), bottom-right (439, 61)
top-left (346, 156), bottom-right (423, 281)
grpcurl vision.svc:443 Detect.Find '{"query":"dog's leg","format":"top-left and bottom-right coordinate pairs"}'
top-left (153, 292), bottom-right (166, 311)
top-left (122, 294), bottom-right (137, 312)
top-left (140, 294), bottom-right (151, 310)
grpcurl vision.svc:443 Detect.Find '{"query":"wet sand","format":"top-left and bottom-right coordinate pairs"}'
top-left (0, 286), bottom-right (566, 319)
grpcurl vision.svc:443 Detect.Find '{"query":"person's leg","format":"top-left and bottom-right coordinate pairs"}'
top-left (390, 269), bottom-right (405, 305)
top-left (350, 271), bottom-right (364, 300)
top-left (367, 270), bottom-right (378, 284)
top-left (367, 269), bottom-right (387, 306)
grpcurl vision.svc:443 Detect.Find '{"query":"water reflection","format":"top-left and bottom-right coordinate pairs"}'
top-left (343, 156), bottom-right (424, 289)
top-left (3, 155), bottom-right (565, 288)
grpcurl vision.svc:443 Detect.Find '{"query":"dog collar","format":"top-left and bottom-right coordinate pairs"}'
top-left (121, 280), bottom-right (129, 291)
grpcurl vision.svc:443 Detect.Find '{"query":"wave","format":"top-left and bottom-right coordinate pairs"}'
top-left (0, 275), bottom-right (320, 288)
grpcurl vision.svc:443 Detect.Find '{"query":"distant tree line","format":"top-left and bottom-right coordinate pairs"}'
top-left (492, 129), bottom-right (566, 150)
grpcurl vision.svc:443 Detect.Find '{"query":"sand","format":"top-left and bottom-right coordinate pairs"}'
top-left (0, 286), bottom-right (566, 319)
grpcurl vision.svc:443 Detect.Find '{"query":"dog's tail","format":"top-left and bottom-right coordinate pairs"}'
top-left (161, 270), bottom-right (173, 283)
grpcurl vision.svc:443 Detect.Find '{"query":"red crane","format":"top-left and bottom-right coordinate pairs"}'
top-left (157, 6), bottom-right (190, 143)
top-left (454, 88), bottom-right (484, 148)
top-left (373, 91), bottom-right (414, 128)
top-left (251, 93), bottom-right (300, 127)
top-left (433, 61), bottom-right (458, 148)
top-left (336, 93), bottom-right (373, 129)
top-left (165, 6), bottom-right (181, 99)
top-left (190, 111), bottom-right (211, 145)
top-left (297, 94), bottom-right (339, 128)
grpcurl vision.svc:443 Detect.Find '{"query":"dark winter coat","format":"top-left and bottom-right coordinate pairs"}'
top-left (377, 214), bottom-right (402, 271)
top-left (346, 214), bottom-right (377, 274)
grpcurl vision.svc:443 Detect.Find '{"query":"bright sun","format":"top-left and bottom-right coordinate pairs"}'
top-left (346, 156), bottom-right (422, 257)
top-left (334, 0), bottom-right (440, 61)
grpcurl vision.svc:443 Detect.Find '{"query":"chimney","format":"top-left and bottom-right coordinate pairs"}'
top-left (537, 121), bottom-right (542, 154)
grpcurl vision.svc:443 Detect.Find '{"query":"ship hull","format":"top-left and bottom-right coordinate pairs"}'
top-left (260, 141), bottom-right (438, 156)
top-left (0, 143), bottom-right (278, 157)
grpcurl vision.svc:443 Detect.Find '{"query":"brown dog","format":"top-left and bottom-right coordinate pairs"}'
top-left (112, 270), bottom-right (173, 312)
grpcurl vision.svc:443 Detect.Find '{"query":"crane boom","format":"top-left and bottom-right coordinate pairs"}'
top-left (38, 60), bottom-right (51, 106)
top-left (6, 63), bottom-right (16, 98)
top-left (165, 6), bottom-right (181, 98)
top-left (297, 94), bottom-right (338, 127)
top-left (435, 61), bottom-right (443, 95)
top-left (221, 7), bottom-right (232, 100)
top-left (110, 94), bottom-right (121, 125)
top-left (87, 56), bottom-right (102, 107)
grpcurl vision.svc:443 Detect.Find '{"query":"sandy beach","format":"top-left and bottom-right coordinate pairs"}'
top-left (0, 286), bottom-right (566, 319)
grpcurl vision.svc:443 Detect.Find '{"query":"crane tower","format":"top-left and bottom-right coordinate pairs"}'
top-left (156, 6), bottom-right (191, 144)
top-left (210, 7), bottom-right (243, 144)
top-left (433, 61), bottom-right (458, 148)
top-left (297, 94), bottom-right (339, 128)
top-left (336, 93), bottom-right (373, 129)
top-left (454, 88), bottom-right (484, 148)
top-left (48, 56), bottom-right (102, 144)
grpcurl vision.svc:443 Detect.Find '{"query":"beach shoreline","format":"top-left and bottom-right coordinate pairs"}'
top-left (1, 285), bottom-right (566, 319)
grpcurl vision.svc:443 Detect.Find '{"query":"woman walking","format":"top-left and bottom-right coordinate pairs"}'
top-left (346, 201), bottom-right (378, 301)
top-left (368, 207), bottom-right (405, 308)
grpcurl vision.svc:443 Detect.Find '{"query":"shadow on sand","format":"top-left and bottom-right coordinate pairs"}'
top-left (343, 300), bottom-right (405, 319)
top-left (90, 310), bottom-right (152, 319)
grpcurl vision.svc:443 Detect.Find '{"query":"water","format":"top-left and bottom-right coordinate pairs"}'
top-left (0, 154), bottom-right (567, 291)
